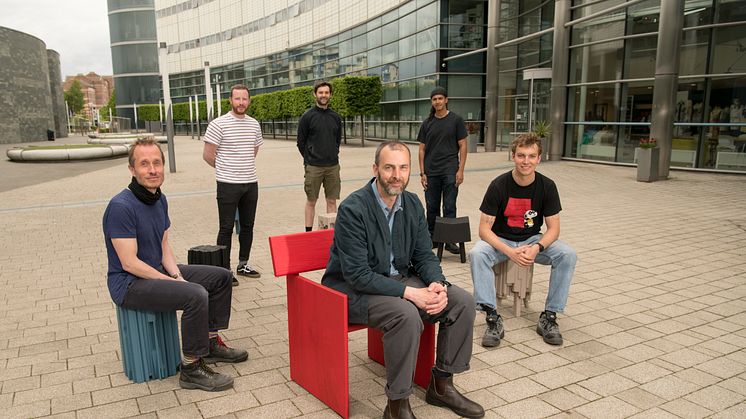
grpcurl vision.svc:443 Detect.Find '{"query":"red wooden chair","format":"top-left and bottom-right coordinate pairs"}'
top-left (268, 229), bottom-right (435, 418)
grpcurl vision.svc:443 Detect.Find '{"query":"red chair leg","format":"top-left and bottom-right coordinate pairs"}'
top-left (287, 275), bottom-right (351, 418)
top-left (367, 322), bottom-right (436, 389)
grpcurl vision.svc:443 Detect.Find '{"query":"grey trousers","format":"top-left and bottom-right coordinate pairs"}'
top-left (367, 276), bottom-right (475, 400)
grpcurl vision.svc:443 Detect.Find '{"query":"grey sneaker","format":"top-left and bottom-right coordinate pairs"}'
top-left (536, 311), bottom-right (563, 345)
top-left (481, 313), bottom-right (504, 347)
top-left (444, 243), bottom-right (460, 254)
top-left (236, 263), bottom-right (260, 278)
top-left (203, 336), bottom-right (248, 364)
top-left (179, 359), bottom-right (233, 391)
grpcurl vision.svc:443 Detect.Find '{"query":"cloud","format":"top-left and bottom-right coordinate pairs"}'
top-left (0, 0), bottom-right (113, 78)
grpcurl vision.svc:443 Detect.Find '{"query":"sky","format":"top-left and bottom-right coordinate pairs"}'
top-left (0, 0), bottom-right (113, 79)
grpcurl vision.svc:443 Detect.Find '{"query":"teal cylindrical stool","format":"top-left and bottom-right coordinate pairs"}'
top-left (116, 306), bottom-right (181, 383)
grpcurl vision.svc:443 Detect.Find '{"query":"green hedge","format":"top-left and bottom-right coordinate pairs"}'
top-left (138, 76), bottom-right (381, 123)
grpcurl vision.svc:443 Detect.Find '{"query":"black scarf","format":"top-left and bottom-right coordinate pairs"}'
top-left (128, 177), bottom-right (162, 205)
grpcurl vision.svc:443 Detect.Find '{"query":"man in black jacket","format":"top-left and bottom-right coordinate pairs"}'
top-left (297, 81), bottom-right (342, 231)
top-left (322, 141), bottom-right (484, 419)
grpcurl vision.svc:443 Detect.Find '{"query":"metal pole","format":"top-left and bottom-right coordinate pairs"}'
top-left (651, 0), bottom-right (684, 180)
top-left (189, 96), bottom-right (194, 139)
top-left (159, 99), bottom-right (163, 132)
top-left (550, 0), bottom-right (571, 161)
top-left (65, 101), bottom-right (71, 135)
top-left (204, 62), bottom-right (213, 122)
top-left (195, 94), bottom-right (200, 141)
top-left (133, 103), bottom-right (138, 132)
top-left (484, 0), bottom-right (501, 152)
top-left (159, 42), bottom-right (176, 173)
top-left (216, 83), bottom-right (221, 116)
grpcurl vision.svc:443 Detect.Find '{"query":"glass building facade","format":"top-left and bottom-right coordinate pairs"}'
top-left (154, 0), bottom-right (746, 172)
top-left (108, 0), bottom-right (161, 121)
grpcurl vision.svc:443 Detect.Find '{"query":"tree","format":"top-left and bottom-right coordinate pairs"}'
top-left (99, 89), bottom-right (116, 121)
top-left (64, 80), bottom-right (84, 115)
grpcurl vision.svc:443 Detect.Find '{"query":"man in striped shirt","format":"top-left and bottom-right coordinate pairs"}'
top-left (203, 84), bottom-right (263, 279)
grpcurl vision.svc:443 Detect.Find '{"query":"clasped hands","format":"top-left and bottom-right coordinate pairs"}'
top-left (404, 282), bottom-right (448, 315)
top-left (507, 244), bottom-right (539, 267)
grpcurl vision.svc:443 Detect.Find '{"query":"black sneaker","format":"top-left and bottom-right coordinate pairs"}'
top-left (232, 276), bottom-right (239, 286)
top-left (536, 311), bottom-right (563, 345)
top-left (203, 336), bottom-right (249, 364)
top-left (179, 359), bottom-right (234, 391)
top-left (481, 313), bottom-right (504, 347)
top-left (236, 263), bottom-right (260, 278)
top-left (444, 243), bottom-right (460, 254)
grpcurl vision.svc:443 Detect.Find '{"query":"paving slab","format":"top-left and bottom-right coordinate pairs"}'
top-left (0, 135), bottom-right (744, 417)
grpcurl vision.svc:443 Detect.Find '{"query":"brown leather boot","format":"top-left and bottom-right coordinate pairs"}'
top-left (383, 397), bottom-right (416, 419)
top-left (425, 372), bottom-right (485, 418)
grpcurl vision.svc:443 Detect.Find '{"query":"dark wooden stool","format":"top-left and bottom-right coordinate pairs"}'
top-left (432, 216), bottom-right (471, 263)
top-left (187, 244), bottom-right (230, 269)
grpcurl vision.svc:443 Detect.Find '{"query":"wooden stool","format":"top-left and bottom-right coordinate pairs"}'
top-left (188, 244), bottom-right (229, 270)
top-left (116, 306), bottom-right (181, 383)
top-left (316, 212), bottom-right (337, 230)
top-left (493, 261), bottom-right (534, 316)
top-left (432, 216), bottom-right (470, 263)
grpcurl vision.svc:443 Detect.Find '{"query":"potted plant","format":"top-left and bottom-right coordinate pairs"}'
top-left (636, 137), bottom-right (659, 182)
top-left (466, 121), bottom-right (480, 152)
top-left (532, 120), bottom-right (550, 159)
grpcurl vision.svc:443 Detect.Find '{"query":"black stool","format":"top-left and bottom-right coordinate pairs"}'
top-left (432, 216), bottom-right (471, 263)
top-left (188, 245), bottom-right (238, 286)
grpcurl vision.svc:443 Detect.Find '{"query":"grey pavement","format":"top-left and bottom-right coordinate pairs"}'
top-left (0, 135), bottom-right (745, 418)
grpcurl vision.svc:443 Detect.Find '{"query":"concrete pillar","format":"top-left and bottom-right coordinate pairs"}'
top-left (651, 0), bottom-right (684, 179)
top-left (549, 0), bottom-right (571, 161)
top-left (484, 0), bottom-right (501, 152)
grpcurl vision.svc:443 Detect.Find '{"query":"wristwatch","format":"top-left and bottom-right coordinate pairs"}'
top-left (535, 243), bottom-right (545, 252)
top-left (438, 280), bottom-right (452, 289)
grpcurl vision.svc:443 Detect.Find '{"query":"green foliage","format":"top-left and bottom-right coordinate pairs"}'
top-left (282, 86), bottom-right (314, 118)
top-left (100, 89), bottom-right (116, 121)
top-left (137, 104), bottom-right (162, 121)
top-left (342, 76), bottom-right (382, 117)
top-left (329, 78), bottom-right (349, 117)
top-left (533, 120), bottom-right (551, 138)
top-left (64, 80), bottom-right (84, 114)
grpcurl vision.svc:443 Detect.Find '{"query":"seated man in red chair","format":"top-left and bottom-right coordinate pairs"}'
top-left (322, 141), bottom-right (484, 419)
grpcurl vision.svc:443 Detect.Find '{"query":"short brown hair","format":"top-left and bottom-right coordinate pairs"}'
top-left (230, 84), bottom-right (250, 98)
top-left (128, 137), bottom-right (164, 166)
top-left (374, 141), bottom-right (410, 165)
top-left (314, 81), bottom-right (332, 94)
top-left (511, 133), bottom-right (543, 156)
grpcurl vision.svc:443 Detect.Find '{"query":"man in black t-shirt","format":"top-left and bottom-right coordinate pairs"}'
top-left (469, 133), bottom-right (576, 347)
top-left (418, 87), bottom-right (468, 254)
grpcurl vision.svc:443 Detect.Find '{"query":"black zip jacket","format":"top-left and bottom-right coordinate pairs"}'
top-left (296, 106), bottom-right (342, 166)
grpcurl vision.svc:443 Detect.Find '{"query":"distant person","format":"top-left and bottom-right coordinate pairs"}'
top-left (322, 141), bottom-right (484, 419)
top-left (470, 133), bottom-right (576, 348)
top-left (103, 138), bottom-right (248, 392)
top-left (297, 81), bottom-right (342, 231)
top-left (203, 84), bottom-right (263, 279)
top-left (417, 87), bottom-right (468, 254)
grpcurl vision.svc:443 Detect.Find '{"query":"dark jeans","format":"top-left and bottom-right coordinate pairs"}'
top-left (367, 275), bottom-right (475, 400)
top-left (216, 181), bottom-right (258, 264)
top-left (425, 173), bottom-right (458, 235)
top-left (121, 264), bottom-right (233, 357)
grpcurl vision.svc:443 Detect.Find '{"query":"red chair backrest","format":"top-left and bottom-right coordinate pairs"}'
top-left (269, 229), bottom-right (335, 277)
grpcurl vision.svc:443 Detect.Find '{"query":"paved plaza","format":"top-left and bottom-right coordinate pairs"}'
top-left (1, 134), bottom-right (745, 418)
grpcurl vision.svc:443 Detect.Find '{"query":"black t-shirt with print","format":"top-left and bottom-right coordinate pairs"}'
top-left (417, 111), bottom-right (468, 176)
top-left (479, 171), bottom-right (562, 242)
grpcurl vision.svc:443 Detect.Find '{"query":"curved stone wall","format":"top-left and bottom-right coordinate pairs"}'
top-left (47, 49), bottom-right (68, 139)
top-left (0, 27), bottom-right (61, 144)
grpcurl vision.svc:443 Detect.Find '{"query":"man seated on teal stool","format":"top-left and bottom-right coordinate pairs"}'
top-left (103, 138), bottom-right (248, 391)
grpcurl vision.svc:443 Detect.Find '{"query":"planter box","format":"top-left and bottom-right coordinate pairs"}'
top-left (636, 147), bottom-right (659, 182)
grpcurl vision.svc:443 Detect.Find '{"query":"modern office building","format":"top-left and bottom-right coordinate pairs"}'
top-left (147, 0), bottom-right (746, 172)
top-left (108, 0), bottom-right (162, 122)
top-left (0, 26), bottom-right (67, 144)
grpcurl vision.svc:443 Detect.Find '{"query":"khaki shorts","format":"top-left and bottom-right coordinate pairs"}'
top-left (304, 164), bottom-right (341, 201)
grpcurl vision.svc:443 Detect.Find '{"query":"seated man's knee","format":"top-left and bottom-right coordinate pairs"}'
top-left (388, 301), bottom-right (424, 334)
